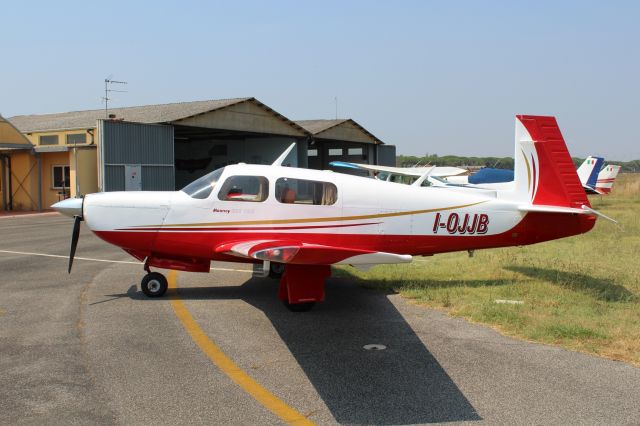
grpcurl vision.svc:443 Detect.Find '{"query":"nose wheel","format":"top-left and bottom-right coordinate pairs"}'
top-left (268, 262), bottom-right (285, 279)
top-left (141, 272), bottom-right (168, 297)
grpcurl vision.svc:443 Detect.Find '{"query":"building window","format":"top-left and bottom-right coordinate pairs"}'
top-left (348, 147), bottom-right (363, 156)
top-left (328, 148), bottom-right (343, 156)
top-left (40, 135), bottom-right (59, 146)
top-left (218, 175), bottom-right (269, 202)
top-left (308, 149), bottom-right (318, 157)
top-left (66, 133), bottom-right (86, 144)
top-left (275, 177), bottom-right (337, 205)
top-left (52, 165), bottom-right (70, 189)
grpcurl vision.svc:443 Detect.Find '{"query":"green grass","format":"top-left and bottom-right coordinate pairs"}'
top-left (336, 174), bottom-right (640, 365)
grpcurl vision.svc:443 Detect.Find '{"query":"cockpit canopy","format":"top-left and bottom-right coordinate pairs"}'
top-left (181, 167), bottom-right (225, 199)
top-left (181, 167), bottom-right (338, 205)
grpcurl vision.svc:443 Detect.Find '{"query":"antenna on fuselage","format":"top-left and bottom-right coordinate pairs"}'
top-left (272, 142), bottom-right (297, 166)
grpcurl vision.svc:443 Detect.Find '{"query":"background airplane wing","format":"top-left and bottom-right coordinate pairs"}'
top-left (329, 161), bottom-right (467, 177)
top-left (429, 166), bottom-right (468, 177)
top-left (215, 239), bottom-right (412, 265)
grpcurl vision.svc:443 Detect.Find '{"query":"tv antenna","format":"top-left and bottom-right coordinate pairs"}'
top-left (102, 76), bottom-right (128, 118)
top-left (334, 96), bottom-right (338, 119)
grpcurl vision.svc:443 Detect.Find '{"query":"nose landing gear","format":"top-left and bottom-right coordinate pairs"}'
top-left (141, 272), bottom-right (168, 298)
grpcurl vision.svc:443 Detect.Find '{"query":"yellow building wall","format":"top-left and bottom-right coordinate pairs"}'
top-left (41, 151), bottom-right (72, 209)
top-left (70, 148), bottom-right (99, 197)
top-left (2, 151), bottom-right (40, 211)
top-left (24, 128), bottom-right (94, 147)
top-left (1, 128), bottom-right (100, 211)
top-left (26, 128), bottom-right (99, 203)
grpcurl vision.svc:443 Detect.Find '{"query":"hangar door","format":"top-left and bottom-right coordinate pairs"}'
top-left (99, 120), bottom-right (175, 191)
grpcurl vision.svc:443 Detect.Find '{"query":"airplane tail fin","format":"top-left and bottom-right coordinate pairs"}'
top-left (512, 115), bottom-right (591, 209)
top-left (576, 156), bottom-right (604, 188)
top-left (595, 164), bottom-right (621, 194)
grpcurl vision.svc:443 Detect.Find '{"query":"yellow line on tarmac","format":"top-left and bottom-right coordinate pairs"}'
top-left (167, 271), bottom-right (315, 425)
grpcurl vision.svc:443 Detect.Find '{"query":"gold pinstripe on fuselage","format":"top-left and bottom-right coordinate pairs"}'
top-left (132, 200), bottom-right (488, 229)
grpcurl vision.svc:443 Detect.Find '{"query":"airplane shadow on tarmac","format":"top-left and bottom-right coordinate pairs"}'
top-left (507, 266), bottom-right (635, 302)
top-left (121, 277), bottom-right (482, 424)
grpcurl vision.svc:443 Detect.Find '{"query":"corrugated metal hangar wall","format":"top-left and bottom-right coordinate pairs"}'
top-left (99, 120), bottom-right (175, 191)
top-left (95, 99), bottom-right (390, 193)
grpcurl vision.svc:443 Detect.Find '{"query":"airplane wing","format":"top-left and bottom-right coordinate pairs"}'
top-left (429, 166), bottom-right (469, 177)
top-left (329, 161), bottom-right (467, 177)
top-left (215, 239), bottom-right (412, 265)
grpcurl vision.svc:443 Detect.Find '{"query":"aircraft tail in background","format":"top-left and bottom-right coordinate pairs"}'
top-left (596, 164), bottom-right (621, 194)
top-left (577, 156), bottom-right (604, 193)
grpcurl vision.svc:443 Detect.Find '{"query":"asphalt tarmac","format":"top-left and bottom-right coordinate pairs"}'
top-left (1, 214), bottom-right (639, 425)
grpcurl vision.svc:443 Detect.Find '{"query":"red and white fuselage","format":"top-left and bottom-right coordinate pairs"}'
top-left (80, 116), bottom-right (595, 270)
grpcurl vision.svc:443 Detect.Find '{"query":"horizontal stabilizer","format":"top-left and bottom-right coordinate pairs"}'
top-left (582, 184), bottom-right (604, 195)
top-left (518, 204), bottom-right (616, 223)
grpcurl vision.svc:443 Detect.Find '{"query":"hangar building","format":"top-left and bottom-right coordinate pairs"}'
top-left (0, 115), bottom-right (39, 211)
top-left (4, 97), bottom-right (394, 211)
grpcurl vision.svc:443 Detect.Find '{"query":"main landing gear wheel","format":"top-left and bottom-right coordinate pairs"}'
top-left (269, 262), bottom-right (285, 279)
top-left (282, 300), bottom-right (316, 312)
top-left (141, 272), bottom-right (168, 298)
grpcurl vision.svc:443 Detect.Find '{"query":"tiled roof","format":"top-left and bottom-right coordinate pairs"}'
top-left (8, 98), bottom-right (252, 133)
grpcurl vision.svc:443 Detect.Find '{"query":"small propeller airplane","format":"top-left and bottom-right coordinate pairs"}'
top-left (53, 115), bottom-right (606, 311)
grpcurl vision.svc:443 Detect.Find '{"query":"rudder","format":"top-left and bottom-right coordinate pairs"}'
top-left (577, 156), bottom-right (604, 188)
top-left (596, 164), bottom-right (621, 194)
top-left (514, 115), bottom-right (590, 209)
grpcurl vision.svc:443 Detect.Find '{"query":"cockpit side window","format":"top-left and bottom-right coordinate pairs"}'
top-left (275, 177), bottom-right (337, 205)
top-left (218, 175), bottom-right (269, 202)
top-left (181, 167), bottom-right (224, 199)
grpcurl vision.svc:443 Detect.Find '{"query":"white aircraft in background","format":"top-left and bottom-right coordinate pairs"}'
top-left (53, 115), bottom-right (609, 312)
top-left (338, 154), bottom-right (621, 196)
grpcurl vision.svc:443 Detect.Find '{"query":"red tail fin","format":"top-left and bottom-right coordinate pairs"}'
top-left (516, 115), bottom-right (590, 209)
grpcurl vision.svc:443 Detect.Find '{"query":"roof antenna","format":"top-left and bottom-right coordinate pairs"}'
top-left (102, 76), bottom-right (128, 118)
top-left (334, 96), bottom-right (338, 119)
top-left (272, 142), bottom-right (297, 166)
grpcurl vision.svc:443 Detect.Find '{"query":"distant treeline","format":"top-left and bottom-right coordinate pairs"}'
top-left (397, 154), bottom-right (640, 172)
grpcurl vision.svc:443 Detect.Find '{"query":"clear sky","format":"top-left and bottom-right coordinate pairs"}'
top-left (1, 1), bottom-right (638, 159)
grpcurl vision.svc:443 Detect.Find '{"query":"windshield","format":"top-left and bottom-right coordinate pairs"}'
top-left (181, 167), bottom-right (225, 199)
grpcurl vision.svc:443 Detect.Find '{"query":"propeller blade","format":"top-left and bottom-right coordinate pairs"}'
top-left (68, 215), bottom-right (81, 273)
